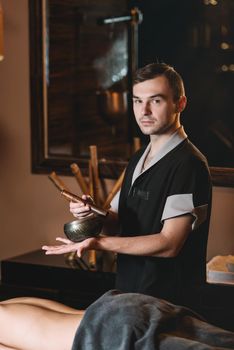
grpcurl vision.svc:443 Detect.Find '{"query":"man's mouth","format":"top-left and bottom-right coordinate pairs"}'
top-left (140, 119), bottom-right (155, 126)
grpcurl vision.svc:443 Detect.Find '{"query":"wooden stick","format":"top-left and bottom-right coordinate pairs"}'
top-left (87, 160), bottom-right (96, 267)
top-left (88, 250), bottom-right (97, 270)
top-left (0, 3), bottom-right (4, 61)
top-left (70, 163), bottom-right (89, 194)
top-left (103, 169), bottom-right (125, 209)
top-left (61, 190), bottom-right (108, 217)
top-left (48, 171), bottom-right (70, 193)
top-left (89, 145), bottom-right (101, 206)
top-left (88, 159), bottom-right (94, 198)
top-left (89, 145), bottom-right (102, 269)
top-left (133, 137), bottom-right (141, 153)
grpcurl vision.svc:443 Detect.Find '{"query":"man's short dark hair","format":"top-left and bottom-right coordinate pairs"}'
top-left (133, 62), bottom-right (185, 102)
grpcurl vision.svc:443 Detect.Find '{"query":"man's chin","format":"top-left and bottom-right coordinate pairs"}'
top-left (139, 126), bottom-right (155, 135)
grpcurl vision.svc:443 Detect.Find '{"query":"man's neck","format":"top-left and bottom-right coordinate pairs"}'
top-left (149, 125), bottom-right (181, 157)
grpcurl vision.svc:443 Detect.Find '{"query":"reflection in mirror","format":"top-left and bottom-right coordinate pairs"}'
top-left (45, 0), bottom-right (130, 160)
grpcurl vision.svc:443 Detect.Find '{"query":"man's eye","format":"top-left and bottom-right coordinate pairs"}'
top-left (152, 99), bottom-right (161, 104)
top-left (133, 99), bottom-right (141, 104)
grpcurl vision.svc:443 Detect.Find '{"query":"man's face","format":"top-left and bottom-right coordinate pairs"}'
top-left (132, 76), bottom-right (181, 136)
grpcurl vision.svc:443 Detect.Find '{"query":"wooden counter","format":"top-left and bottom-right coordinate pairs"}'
top-left (0, 250), bottom-right (115, 309)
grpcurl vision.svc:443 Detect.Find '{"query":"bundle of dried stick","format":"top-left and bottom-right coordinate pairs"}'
top-left (48, 145), bottom-right (123, 269)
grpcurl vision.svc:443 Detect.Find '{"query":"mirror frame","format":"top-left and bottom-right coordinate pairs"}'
top-left (29, 0), bottom-right (234, 186)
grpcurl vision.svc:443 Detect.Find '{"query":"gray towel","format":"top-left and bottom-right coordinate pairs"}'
top-left (72, 290), bottom-right (234, 350)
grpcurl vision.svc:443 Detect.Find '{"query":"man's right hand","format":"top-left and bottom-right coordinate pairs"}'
top-left (69, 195), bottom-right (94, 218)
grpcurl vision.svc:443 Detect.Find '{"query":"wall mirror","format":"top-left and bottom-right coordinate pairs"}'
top-left (30, 0), bottom-right (141, 179)
top-left (30, 0), bottom-right (234, 186)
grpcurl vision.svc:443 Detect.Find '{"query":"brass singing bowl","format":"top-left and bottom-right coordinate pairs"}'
top-left (64, 215), bottom-right (104, 242)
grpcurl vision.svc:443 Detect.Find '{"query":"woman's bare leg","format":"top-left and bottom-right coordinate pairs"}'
top-left (0, 297), bottom-right (83, 314)
top-left (0, 302), bottom-right (84, 350)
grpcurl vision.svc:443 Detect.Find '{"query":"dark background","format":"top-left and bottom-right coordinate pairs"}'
top-left (130, 0), bottom-right (234, 167)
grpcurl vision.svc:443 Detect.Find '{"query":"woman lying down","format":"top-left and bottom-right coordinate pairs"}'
top-left (0, 289), bottom-right (234, 350)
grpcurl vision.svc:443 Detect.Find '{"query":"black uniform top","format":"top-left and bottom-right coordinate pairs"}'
top-left (112, 127), bottom-right (212, 305)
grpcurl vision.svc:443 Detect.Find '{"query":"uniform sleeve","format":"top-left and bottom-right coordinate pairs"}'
top-left (110, 190), bottom-right (120, 213)
top-left (161, 158), bottom-right (211, 230)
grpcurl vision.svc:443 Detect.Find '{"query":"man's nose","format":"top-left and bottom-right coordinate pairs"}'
top-left (141, 102), bottom-right (151, 115)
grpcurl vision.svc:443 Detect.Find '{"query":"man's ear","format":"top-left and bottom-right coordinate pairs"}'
top-left (176, 96), bottom-right (187, 113)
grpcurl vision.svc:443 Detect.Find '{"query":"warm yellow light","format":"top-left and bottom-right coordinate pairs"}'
top-left (221, 42), bottom-right (230, 50)
top-left (0, 2), bottom-right (3, 61)
top-left (204, 0), bottom-right (218, 5)
top-left (221, 65), bottom-right (228, 72)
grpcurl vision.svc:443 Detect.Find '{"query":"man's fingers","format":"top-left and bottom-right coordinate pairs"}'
top-left (42, 243), bottom-right (77, 255)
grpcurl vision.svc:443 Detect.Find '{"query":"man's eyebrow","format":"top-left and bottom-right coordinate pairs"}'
top-left (132, 94), bottom-right (166, 99)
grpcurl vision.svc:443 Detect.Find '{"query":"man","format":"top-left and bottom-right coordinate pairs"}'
top-left (43, 63), bottom-right (212, 308)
